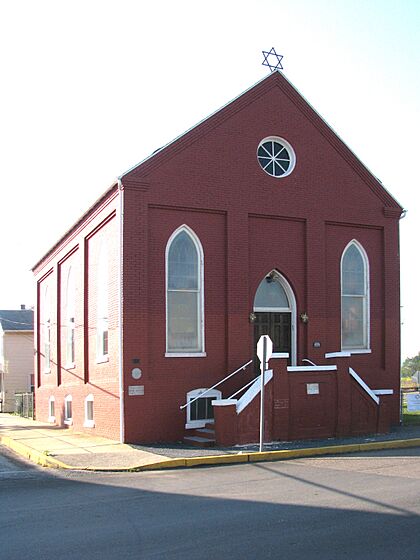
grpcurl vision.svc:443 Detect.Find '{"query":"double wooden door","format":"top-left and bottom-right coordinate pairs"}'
top-left (254, 312), bottom-right (291, 370)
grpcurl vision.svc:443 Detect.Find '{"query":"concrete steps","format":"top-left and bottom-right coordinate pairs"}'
top-left (184, 425), bottom-right (216, 447)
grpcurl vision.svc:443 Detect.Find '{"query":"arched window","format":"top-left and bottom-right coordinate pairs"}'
top-left (185, 388), bottom-right (221, 428)
top-left (341, 241), bottom-right (370, 350)
top-left (43, 286), bottom-right (51, 372)
top-left (97, 243), bottom-right (109, 361)
top-left (66, 267), bottom-right (75, 367)
top-left (166, 226), bottom-right (204, 354)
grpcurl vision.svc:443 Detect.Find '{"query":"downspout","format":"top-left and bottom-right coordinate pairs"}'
top-left (117, 179), bottom-right (125, 442)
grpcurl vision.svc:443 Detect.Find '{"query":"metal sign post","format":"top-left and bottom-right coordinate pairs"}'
top-left (257, 335), bottom-right (273, 453)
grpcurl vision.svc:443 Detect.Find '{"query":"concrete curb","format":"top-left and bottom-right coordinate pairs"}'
top-left (2, 434), bottom-right (420, 472)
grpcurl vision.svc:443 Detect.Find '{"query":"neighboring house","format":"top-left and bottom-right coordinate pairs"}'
top-left (0, 307), bottom-right (34, 412)
top-left (32, 71), bottom-right (403, 445)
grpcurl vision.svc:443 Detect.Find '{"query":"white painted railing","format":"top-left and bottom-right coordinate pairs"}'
top-left (179, 359), bottom-right (253, 410)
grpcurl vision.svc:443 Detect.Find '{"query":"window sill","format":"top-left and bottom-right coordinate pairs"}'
top-left (185, 420), bottom-right (214, 429)
top-left (83, 420), bottom-right (95, 428)
top-left (65, 363), bottom-right (75, 370)
top-left (43, 369), bottom-right (51, 374)
top-left (342, 348), bottom-right (372, 354)
top-left (48, 416), bottom-right (56, 423)
top-left (165, 352), bottom-right (207, 358)
top-left (96, 355), bottom-right (109, 364)
top-left (64, 419), bottom-right (73, 426)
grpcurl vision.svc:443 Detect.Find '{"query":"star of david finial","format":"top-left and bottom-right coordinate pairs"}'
top-left (262, 47), bottom-right (283, 72)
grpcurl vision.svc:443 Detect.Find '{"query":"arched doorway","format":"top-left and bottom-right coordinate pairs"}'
top-left (253, 271), bottom-right (297, 366)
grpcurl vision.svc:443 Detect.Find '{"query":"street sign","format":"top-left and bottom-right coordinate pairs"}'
top-left (257, 335), bottom-right (273, 364)
top-left (256, 335), bottom-right (273, 453)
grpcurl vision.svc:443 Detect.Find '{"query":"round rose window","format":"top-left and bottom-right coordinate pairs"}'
top-left (257, 137), bottom-right (295, 178)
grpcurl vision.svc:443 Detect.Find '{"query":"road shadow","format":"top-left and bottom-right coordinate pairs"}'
top-left (1, 455), bottom-right (419, 560)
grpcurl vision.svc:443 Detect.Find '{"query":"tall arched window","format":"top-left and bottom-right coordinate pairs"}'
top-left (66, 267), bottom-right (75, 367)
top-left (43, 286), bottom-right (51, 372)
top-left (166, 226), bottom-right (204, 354)
top-left (97, 243), bottom-right (109, 360)
top-left (341, 241), bottom-right (370, 350)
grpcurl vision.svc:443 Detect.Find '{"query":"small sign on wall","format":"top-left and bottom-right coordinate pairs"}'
top-left (128, 385), bottom-right (145, 396)
top-left (307, 383), bottom-right (319, 395)
top-left (407, 393), bottom-right (420, 412)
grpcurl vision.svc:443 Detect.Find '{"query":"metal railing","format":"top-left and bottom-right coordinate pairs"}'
top-left (228, 375), bottom-right (260, 399)
top-left (302, 358), bottom-right (318, 366)
top-left (15, 392), bottom-right (34, 419)
top-left (179, 359), bottom-right (253, 410)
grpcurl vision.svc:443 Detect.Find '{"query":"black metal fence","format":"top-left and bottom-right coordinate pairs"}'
top-left (15, 392), bottom-right (34, 419)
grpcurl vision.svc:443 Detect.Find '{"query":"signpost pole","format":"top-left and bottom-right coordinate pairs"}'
top-left (259, 336), bottom-right (267, 452)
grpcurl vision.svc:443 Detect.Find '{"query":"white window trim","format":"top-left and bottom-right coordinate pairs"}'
top-left (64, 394), bottom-right (73, 425)
top-left (257, 136), bottom-right (296, 179)
top-left (96, 242), bottom-right (109, 362)
top-left (185, 388), bottom-right (221, 429)
top-left (84, 394), bottom-right (95, 428)
top-left (340, 240), bottom-right (370, 352)
top-left (253, 270), bottom-right (297, 366)
top-left (65, 267), bottom-right (76, 369)
top-left (43, 286), bottom-right (51, 373)
top-left (165, 225), bottom-right (205, 356)
top-left (48, 396), bottom-right (55, 423)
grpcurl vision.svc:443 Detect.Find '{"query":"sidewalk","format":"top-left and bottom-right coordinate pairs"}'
top-left (1, 413), bottom-right (419, 472)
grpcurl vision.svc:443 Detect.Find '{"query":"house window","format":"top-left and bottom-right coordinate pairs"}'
top-left (66, 267), bottom-right (76, 367)
top-left (186, 388), bottom-right (221, 428)
top-left (257, 137), bottom-right (296, 178)
top-left (43, 287), bottom-right (51, 372)
top-left (341, 241), bottom-right (370, 350)
top-left (64, 395), bottom-right (73, 425)
top-left (97, 243), bottom-right (109, 362)
top-left (166, 226), bottom-right (204, 355)
top-left (48, 396), bottom-right (55, 422)
top-left (84, 394), bottom-right (94, 428)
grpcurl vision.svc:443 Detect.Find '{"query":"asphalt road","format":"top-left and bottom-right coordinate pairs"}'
top-left (1, 445), bottom-right (419, 560)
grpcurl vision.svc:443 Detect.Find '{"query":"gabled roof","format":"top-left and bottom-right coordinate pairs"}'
top-left (0, 309), bottom-right (34, 332)
top-left (122, 70), bottom-right (403, 211)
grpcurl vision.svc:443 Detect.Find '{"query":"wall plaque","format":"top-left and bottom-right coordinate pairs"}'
top-left (128, 385), bottom-right (144, 396)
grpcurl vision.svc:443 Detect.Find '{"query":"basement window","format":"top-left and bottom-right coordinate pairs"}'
top-left (84, 394), bottom-right (95, 428)
top-left (48, 396), bottom-right (55, 423)
top-left (185, 388), bottom-right (221, 429)
top-left (64, 395), bottom-right (73, 425)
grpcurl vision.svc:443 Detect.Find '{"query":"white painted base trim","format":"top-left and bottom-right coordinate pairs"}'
top-left (287, 365), bottom-right (337, 372)
top-left (349, 367), bottom-right (379, 404)
top-left (236, 370), bottom-right (272, 414)
top-left (325, 351), bottom-right (351, 359)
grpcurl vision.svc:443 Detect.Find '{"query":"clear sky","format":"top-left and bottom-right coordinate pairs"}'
top-left (1, 0), bottom-right (419, 360)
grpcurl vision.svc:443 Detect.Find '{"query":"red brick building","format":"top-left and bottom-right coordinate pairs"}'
top-left (33, 71), bottom-right (403, 445)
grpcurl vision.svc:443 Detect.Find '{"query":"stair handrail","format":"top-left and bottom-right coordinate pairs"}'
top-left (179, 359), bottom-right (253, 410)
top-left (228, 375), bottom-right (259, 399)
top-left (302, 358), bottom-right (318, 366)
